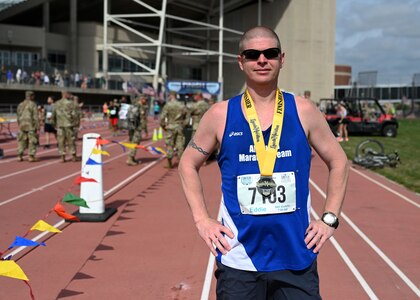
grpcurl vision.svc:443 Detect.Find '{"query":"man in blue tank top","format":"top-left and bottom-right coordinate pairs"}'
top-left (179, 26), bottom-right (349, 299)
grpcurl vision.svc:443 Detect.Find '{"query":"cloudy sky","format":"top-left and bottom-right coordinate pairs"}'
top-left (336, 0), bottom-right (420, 84)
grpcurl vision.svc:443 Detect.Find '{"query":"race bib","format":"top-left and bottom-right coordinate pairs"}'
top-left (110, 109), bottom-right (116, 115)
top-left (46, 112), bottom-right (52, 119)
top-left (237, 172), bottom-right (296, 215)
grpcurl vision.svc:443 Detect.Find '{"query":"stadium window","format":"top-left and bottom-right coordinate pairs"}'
top-left (390, 87), bottom-right (398, 100)
top-left (374, 88), bottom-right (381, 99)
top-left (382, 87), bottom-right (389, 99)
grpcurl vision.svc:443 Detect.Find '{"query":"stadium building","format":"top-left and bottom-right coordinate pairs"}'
top-left (0, 0), bottom-right (336, 108)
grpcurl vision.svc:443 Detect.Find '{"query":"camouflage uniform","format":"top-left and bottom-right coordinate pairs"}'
top-left (190, 99), bottom-right (210, 136)
top-left (52, 93), bottom-right (79, 162)
top-left (126, 102), bottom-right (143, 166)
top-left (140, 101), bottom-right (149, 137)
top-left (16, 91), bottom-right (39, 161)
top-left (160, 99), bottom-right (189, 167)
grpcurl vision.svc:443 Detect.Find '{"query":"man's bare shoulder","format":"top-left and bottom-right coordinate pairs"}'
top-left (294, 95), bottom-right (324, 135)
top-left (294, 95), bottom-right (317, 114)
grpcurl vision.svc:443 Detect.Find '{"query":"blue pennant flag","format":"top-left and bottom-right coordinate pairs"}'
top-left (112, 140), bottom-right (126, 152)
top-left (86, 158), bottom-right (103, 165)
top-left (8, 236), bottom-right (46, 250)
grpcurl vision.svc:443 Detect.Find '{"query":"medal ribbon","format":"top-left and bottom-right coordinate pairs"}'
top-left (243, 89), bottom-right (284, 176)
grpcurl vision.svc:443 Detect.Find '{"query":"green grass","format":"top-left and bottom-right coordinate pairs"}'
top-left (339, 119), bottom-right (420, 194)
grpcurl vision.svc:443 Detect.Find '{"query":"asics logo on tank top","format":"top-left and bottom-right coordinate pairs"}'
top-left (229, 131), bottom-right (243, 137)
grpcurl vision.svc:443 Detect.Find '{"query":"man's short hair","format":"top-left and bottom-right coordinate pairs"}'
top-left (239, 26), bottom-right (281, 53)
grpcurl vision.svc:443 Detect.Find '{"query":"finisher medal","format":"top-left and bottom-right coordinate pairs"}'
top-left (243, 89), bottom-right (285, 199)
top-left (256, 176), bottom-right (277, 197)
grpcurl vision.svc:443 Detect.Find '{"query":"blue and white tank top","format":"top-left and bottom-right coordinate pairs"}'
top-left (217, 91), bottom-right (317, 272)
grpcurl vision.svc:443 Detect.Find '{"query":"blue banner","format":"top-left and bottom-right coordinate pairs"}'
top-left (166, 81), bottom-right (221, 95)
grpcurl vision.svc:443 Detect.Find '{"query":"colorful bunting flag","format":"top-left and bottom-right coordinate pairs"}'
top-left (91, 148), bottom-right (110, 156)
top-left (0, 260), bottom-right (29, 281)
top-left (120, 142), bottom-right (138, 149)
top-left (86, 158), bottom-right (103, 165)
top-left (112, 140), bottom-right (126, 152)
top-left (30, 220), bottom-right (61, 233)
top-left (149, 146), bottom-right (166, 155)
top-left (8, 236), bottom-right (46, 250)
top-left (53, 203), bottom-right (80, 222)
top-left (74, 175), bottom-right (98, 185)
top-left (95, 138), bottom-right (111, 146)
top-left (62, 193), bottom-right (89, 208)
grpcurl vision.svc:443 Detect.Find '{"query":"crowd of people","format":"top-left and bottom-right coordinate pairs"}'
top-left (1, 66), bottom-right (105, 89)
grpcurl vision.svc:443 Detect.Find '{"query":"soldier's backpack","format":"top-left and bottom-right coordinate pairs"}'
top-left (126, 104), bottom-right (140, 130)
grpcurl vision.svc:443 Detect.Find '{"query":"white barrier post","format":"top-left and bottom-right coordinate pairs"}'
top-left (74, 133), bottom-right (116, 222)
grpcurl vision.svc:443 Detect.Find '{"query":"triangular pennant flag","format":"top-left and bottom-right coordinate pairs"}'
top-left (86, 158), bottom-right (103, 165)
top-left (112, 140), bottom-right (126, 152)
top-left (120, 142), bottom-right (138, 149)
top-left (95, 138), bottom-right (111, 146)
top-left (30, 220), bottom-right (61, 233)
top-left (92, 148), bottom-right (110, 156)
top-left (74, 175), bottom-right (98, 185)
top-left (62, 193), bottom-right (89, 208)
top-left (53, 203), bottom-right (80, 222)
top-left (0, 260), bottom-right (29, 281)
top-left (8, 236), bottom-right (46, 250)
top-left (149, 146), bottom-right (166, 155)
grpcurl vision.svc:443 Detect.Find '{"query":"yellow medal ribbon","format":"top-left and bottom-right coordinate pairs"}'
top-left (243, 88), bottom-right (285, 177)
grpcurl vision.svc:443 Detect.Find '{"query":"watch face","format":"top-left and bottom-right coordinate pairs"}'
top-left (323, 213), bottom-right (336, 224)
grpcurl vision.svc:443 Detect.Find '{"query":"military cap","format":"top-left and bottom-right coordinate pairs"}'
top-left (25, 91), bottom-right (34, 98)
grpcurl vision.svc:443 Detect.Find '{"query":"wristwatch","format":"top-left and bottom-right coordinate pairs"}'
top-left (321, 212), bottom-right (339, 229)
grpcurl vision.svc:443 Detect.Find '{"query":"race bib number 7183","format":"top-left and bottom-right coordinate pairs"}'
top-left (237, 172), bottom-right (296, 215)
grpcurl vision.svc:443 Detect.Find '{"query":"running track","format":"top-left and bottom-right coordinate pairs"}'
top-left (0, 119), bottom-right (419, 299)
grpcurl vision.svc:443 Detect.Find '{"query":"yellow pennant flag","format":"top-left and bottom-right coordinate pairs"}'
top-left (91, 148), bottom-right (110, 156)
top-left (120, 142), bottom-right (138, 149)
top-left (30, 220), bottom-right (62, 233)
top-left (0, 260), bottom-right (29, 281)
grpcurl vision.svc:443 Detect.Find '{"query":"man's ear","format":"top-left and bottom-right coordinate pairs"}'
top-left (237, 55), bottom-right (245, 71)
top-left (279, 52), bottom-right (285, 69)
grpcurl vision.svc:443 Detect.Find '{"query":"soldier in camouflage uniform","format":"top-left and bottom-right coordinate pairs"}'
top-left (126, 96), bottom-right (143, 166)
top-left (16, 91), bottom-right (39, 162)
top-left (160, 92), bottom-right (190, 168)
top-left (190, 92), bottom-right (210, 136)
top-left (51, 90), bottom-right (81, 162)
top-left (139, 94), bottom-right (149, 138)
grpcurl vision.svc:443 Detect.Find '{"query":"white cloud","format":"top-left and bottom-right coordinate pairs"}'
top-left (336, 0), bottom-right (420, 84)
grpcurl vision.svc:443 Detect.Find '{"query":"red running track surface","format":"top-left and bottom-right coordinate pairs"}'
top-left (0, 118), bottom-right (419, 299)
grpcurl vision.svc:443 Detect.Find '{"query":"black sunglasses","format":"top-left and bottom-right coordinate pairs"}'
top-left (241, 48), bottom-right (281, 60)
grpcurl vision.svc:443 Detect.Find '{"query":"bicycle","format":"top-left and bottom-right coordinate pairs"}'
top-left (352, 139), bottom-right (401, 169)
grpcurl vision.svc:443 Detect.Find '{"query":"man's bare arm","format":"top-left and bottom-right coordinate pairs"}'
top-left (296, 97), bottom-right (349, 253)
top-left (178, 102), bottom-right (234, 256)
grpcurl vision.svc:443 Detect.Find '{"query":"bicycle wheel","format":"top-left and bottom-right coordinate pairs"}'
top-left (355, 139), bottom-right (385, 161)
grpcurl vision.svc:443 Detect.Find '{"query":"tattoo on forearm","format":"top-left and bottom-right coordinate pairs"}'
top-left (188, 138), bottom-right (210, 156)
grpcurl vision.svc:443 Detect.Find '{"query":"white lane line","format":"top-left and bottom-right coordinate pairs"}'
top-left (350, 166), bottom-right (420, 208)
top-left (310, 178), bottom-right (420, 298)
top-left (0, 133), bottom-right (118, 179)
top-left (0, 159), bottom-right (59, 179)
top-left (4, 156), bottom-right (164, 259)
top-left (310, 207), bottom-right (378, 300)
top-left (0, 139), bottom-right (159, 206)
top-left (0, 126), bottom-right (110, 164)
top-left (201, 202), bottom-right (222, 300)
